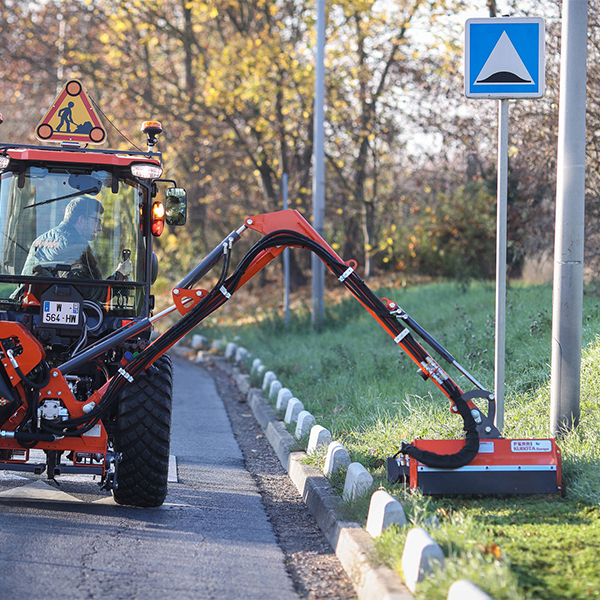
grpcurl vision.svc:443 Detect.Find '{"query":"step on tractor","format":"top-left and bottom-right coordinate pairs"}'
top-left (0, 81), bottom-right (561, 506)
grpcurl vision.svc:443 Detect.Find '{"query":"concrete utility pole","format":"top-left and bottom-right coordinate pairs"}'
top-left (312, 0), bottom-right (326, 330)
top-left (550, 0), bottom-right (588, 435)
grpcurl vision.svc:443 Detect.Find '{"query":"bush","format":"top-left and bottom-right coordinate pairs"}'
top-left (379, 181), bottom-right (496, 279)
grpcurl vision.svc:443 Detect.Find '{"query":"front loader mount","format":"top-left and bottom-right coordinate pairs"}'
top-left (0, 209), bottom-right (562, 497)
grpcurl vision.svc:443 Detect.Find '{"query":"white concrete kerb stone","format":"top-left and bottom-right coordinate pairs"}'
top-left (307, 425), bottom-right (332, 454)
top-left (342, 462), bottom-right (374, 502)
top-left (256, 364), bottom-right (266, 378)
top-left (447, 580), bottom-right (493, 600)
top-left (191, 334), bottom-right (207, 349)
top-left (262, 371), bottom-right (277, 392)
top-left (295, 411), bottom-right (315, 439)
top-left (269, 380), bottom-right (282, 400)
top-left (365, 490), bottom-right (407, 537)
top-left (424, 514), bottom-right (441, 530)
top-left (402, 527), bottom-right (445, 593)
top-left (323, 441), bottom-right (351, 477)
top-left (284, 398), bottom-right (304, 424)
top-left (276, 388), bottom-right (294, 411)
top-left (251, 358), bottom-right (262, 374)
top-left (234, 346), bottom-right (249, 363)
top-left (210, 339), bottom-right (224, 352)
top-left (224, 342), bottom-right (238, 360)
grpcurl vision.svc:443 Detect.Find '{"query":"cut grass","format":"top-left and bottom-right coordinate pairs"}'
top-left (195, 280), bottom-right (600, 599)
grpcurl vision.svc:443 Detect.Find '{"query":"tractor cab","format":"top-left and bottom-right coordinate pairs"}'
top-left (0, 80), bottom-right (186, 360)
top-left (0, 80), bottom-right (191, 505)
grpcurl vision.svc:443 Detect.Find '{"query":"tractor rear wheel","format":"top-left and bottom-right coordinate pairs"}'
top-left (112, 354), bottom-right (173, 507)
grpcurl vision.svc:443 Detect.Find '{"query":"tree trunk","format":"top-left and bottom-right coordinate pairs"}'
top-left (363, 200), bottom-right (376, 278)
top-left (342, 215), bottom-right (363, 267)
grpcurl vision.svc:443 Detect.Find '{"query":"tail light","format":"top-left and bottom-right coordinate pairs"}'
top-left (151, 201), bottom-right (165, 236)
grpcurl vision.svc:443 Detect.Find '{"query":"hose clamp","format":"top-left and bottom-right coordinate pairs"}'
top-left (338, 266), bottom-right (354, 282)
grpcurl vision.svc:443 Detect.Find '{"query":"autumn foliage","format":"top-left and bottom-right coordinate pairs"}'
top-left (2, 1), bottom-right (600, 285)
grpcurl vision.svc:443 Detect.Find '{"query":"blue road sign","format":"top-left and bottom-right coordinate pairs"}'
top-left (465, 17), bottom-right (545, 99)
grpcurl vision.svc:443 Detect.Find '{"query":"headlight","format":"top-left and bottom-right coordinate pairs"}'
top-left (0, 155), bottom-right (10, 171)
top-left (131, 163), bottom-right (163, 179)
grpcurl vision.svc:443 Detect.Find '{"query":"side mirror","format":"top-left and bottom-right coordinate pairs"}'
top-left (165, 188), bottom-right (187, 226)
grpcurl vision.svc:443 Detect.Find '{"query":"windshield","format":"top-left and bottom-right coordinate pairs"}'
top-left (0, 165), bottom-right (146, 311)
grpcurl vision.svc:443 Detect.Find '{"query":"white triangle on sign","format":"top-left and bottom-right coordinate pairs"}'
top-left (475, 31), bottom-right (533, 84)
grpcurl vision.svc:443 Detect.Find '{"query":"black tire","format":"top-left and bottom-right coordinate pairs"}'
top-left (112, 354), bottom-right (173, 507)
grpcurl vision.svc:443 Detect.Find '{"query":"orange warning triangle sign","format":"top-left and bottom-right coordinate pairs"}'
top-left (35, 79), bottom-right (107, 145)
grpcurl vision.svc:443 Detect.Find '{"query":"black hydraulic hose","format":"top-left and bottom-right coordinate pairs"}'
top-left (83, 233), bottom-right (256, 417)
top-left (225, 230), bottom-right (438, 365)
top-left (13, 360), bottom-right (50, 390)
top-left (59, 318), bottom-right (153, 375)
top-left (219, 230), bottom-right (480, 468)
top-left (110, 232), bottom-right (424, 409)
top-left (392, 311), bottom-right (456, 365)
top-left (399, 393), bottom-right (480, 469)
top-left (177, 230), bottom-right (240, 290)
top-left (13, 431), bottom-right (59, 444)
top-left (215, 231), bottom-right (447, 386)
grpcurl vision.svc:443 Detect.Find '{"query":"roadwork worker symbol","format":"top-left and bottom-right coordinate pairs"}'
top-left (36, 79), bottom-right (106, 145)
top-left (57, 101), bottom-right (76, 132)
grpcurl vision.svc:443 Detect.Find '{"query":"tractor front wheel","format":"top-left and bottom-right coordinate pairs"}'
top-left (112, 354), bottom-right (173, 507)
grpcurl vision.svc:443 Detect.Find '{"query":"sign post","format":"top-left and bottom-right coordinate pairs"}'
top-left (312, 0), bottom-right (326, 331)
top-left (283, 173), bottom-right (291, 328)
top-left (494, 98), bottom-right (509, 432)
top-left (465, 17), bottom-right (545, 431)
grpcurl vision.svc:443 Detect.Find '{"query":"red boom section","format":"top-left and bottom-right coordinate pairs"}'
top-left (238, 210), bottom-right (464, 404)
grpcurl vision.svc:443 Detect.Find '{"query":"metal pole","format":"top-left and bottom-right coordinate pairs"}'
top-left (312, 0), bottom-right (326, 330)
top-left (283, 173), bottom-right (291, 328)
top-left (550, 0), bottom-right (588, 435)
top-left (56, 15), bottom-right (66, 91)
top-left (494, 98), bottom-right (509, 433)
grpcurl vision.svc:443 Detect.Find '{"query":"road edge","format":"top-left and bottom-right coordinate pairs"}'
top-left (213, 357), bottom-right (413, 600)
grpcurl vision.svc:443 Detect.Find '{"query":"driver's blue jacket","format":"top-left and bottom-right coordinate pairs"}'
top-left (21, 221), bottom-right (102, 279)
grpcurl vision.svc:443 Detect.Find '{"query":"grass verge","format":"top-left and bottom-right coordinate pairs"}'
top-left (194, 279), bottom-right (600, 599)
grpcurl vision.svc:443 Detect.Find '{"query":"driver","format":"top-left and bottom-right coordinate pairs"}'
top-left (22, 196), bottom-right (132, 281)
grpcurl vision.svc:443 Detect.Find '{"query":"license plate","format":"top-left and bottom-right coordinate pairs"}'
top-left (42, 301), bottom-right (80, 325)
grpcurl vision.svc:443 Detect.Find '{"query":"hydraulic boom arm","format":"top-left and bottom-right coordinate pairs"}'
top-left (4, 209), bottom-right (500, 470)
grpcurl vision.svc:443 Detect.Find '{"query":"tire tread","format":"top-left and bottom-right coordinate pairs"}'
top-left (112, 355), bottom-right (173, 507)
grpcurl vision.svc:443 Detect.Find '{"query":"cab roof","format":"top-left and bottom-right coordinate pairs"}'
top-left (0, 143), bottom-right (161, 168)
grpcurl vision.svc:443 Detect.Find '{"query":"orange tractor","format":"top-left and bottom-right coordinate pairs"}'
top-left (0, 81), bottom-right (561, 506)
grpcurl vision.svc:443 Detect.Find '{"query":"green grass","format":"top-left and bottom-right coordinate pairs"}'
top-left (195, 280), bottom-right (600, 599)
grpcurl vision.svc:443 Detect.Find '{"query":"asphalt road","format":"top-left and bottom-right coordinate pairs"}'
top-left (0, 357), bottom-right (299, 600)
